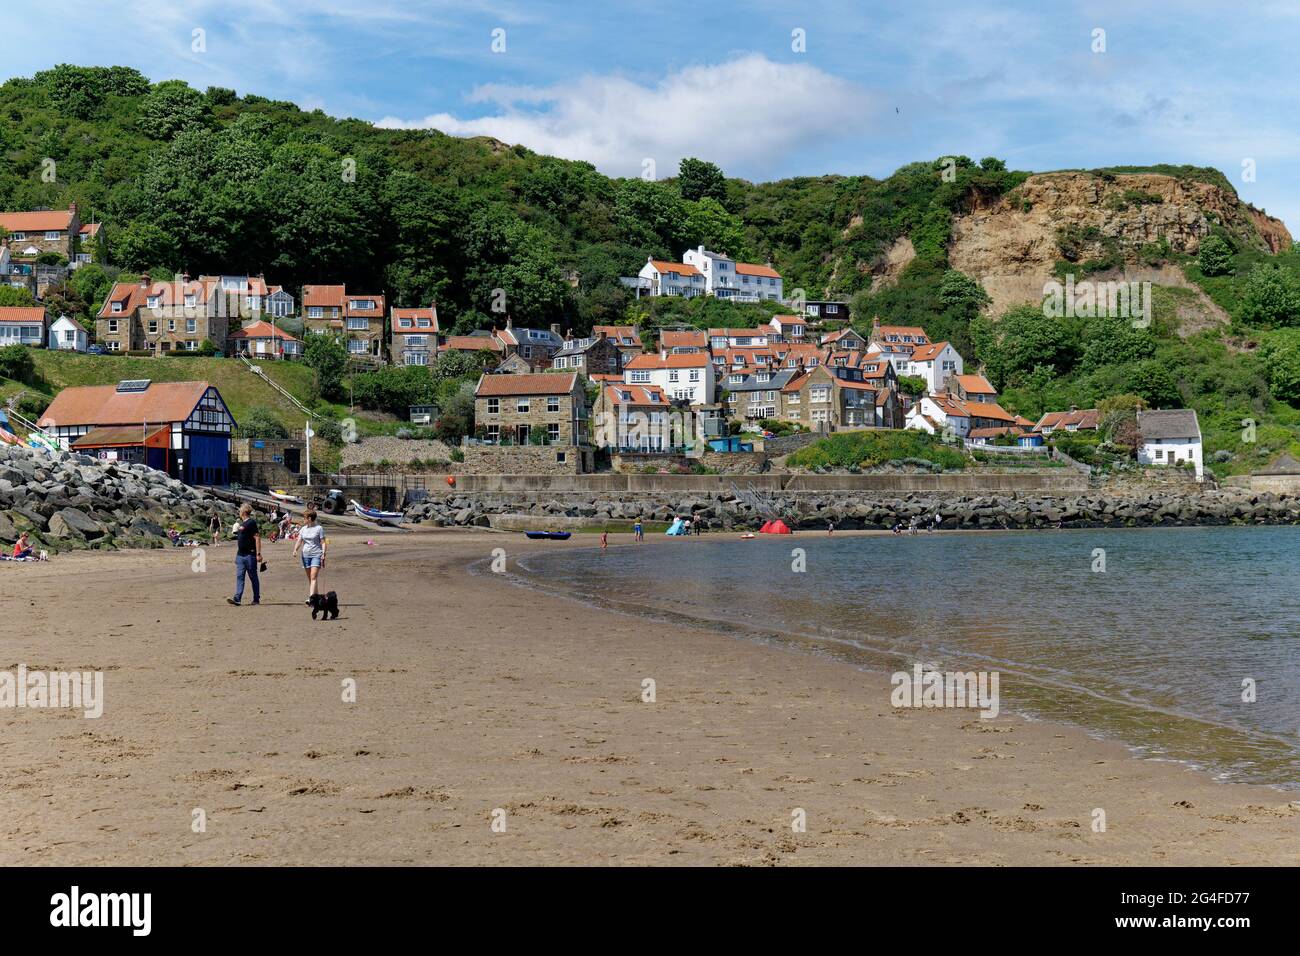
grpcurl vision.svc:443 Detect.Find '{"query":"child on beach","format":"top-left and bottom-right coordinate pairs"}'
top-left (12, 532), bottom-right (33, 559)
top-left (634, 520), bottom-right (643, 543)
top-left (600, 529), bottom-right (608, 550)
top-left (292, 507), bottom-right (327, 604)
top-left (209, 512), bottom-right (221, 546)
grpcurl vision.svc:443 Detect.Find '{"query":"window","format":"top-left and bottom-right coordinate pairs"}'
top-left (347, 339), bottom-right (367, 354)
top-left (417, 318), bottom-right (431, 328)
top-left (184, 340), bottom-right (197, 351)
top-left (187, 318), bottom-right (197, 333)
top-left (351, 300), bottom-right (375, 311)
top-left (184, 294), bottom-right (197, 307)
top-left (168, 319), bottom-right (176, 332)
top-left (486, 424), bottom-right (500, 442)
top-left (107, 320), bottom-right (118, 333)
top-left (487, 398), bottom-right (499, 414)
top-left (630, 371), bottom-right (650, 383)
top-left (406, 335), bottom-right (427, 347)
top-left (787, 392), bottom-right (800, 404)
top-left (45, 231), bottom-right (62, 240)
top-left (147, 319), bottom-right (158, 333)
top-left (547, 396), bottom-right (560, 413)
top-left (547, 423), bottom-right (560, 443)
top-left (516, 399), bottom-right (530, 413)
top-left (404, 352), bottom-right (429, 366)
top-left (669, 370), bottom-right (679, 382)
top-left (556, 451), bottom-right (567, 463)
top-left (689, 370), bottom-right (700, 382)
top-left (347, 317), bottom-right (369, 330)
top-left (10, 232), bottom-right (25, 240)
top-left (146, 295), bottom-right (161, 309)
top-left (810, 386), bottom-right (831, 403)
top-left (729, 374), bottom-right (743, 385)
top-left (106, 341), bottom-right (120, 352)
top-left (308, 307), bottom-right (323, 318)
top-left (111, 301), bottom-right (123, 314)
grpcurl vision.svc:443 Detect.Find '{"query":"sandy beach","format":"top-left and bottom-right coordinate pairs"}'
top-left (2, 527), bottom-right (1297, 866)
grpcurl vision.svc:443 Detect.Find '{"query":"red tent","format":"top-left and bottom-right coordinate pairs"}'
top-left (760, 519), bottom-right (792, 535)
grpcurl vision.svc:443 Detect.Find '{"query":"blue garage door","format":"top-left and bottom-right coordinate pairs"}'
top-left (186, 433), bottom-right (229, 486)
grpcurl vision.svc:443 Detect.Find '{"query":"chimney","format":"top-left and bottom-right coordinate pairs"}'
top-left (140, 272), bottom-right (150, 288)
top-left (180, 271), bottom-right (190, 284)
top-left (596, 328), bottom-right (607, 340)
top-left (550, 322), bottom-right (561, 336)
top-left (872, 315), bottom-right (881, 332)
top-left (69, 201), bottom-right (77, 218)
top-left (505, 315), bottom-right (513, 330)
top-left (1069, 404), bottom-right (1078, 413)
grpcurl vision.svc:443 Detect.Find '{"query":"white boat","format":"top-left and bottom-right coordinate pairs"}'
top-left (269, 489), bottom-right (303, 504)
top-left (351, 499), bottom-right (404, 523)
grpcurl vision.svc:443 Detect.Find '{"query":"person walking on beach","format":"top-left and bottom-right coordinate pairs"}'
top-left (827, 519), bottom-right (835, 536)
top-left (931, 512), bottom-right (942, 533)
top-left (600, 529), bottom-right (608, 551)
top-left (209, 512), bottom-right (222, 546)
top-left (292, 507), bottom-right (327, 604)
top-left (227, 503), bottom-right (263, 607)
top-left (634, 519), bottom-right (644, 543)
top-left (694, 519), bottom-right (702, 536)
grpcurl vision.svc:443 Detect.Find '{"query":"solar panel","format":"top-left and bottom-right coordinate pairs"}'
top-left (115, 379), bottom-right (152, 393)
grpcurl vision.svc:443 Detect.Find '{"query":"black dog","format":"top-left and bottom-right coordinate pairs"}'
top-left (309, 591), bottom-right (339, 620)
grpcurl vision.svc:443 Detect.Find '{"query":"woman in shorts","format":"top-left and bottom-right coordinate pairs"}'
top-left (291, 507), bottom-right (328, 604)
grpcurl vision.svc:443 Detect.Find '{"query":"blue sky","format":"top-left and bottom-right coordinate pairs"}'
top-left (6, 0), bottom-right (1300, 229)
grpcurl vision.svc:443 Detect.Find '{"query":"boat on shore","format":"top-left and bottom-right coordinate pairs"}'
top-left (351, 499), bottom-right (404, 523)
top-left (269, 489), bottom-right (303, 504)
top-left (524, 530), bottom-right (572, 540)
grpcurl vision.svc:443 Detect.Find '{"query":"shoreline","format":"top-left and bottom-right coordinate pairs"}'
top-left (502, 527), bottom-right (1300, 793)
top-left (2, 530), bottom-right (1297, 866)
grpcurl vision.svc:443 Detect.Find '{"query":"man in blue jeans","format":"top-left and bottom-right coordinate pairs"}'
top-left (227, 503), bottom-right (263, 606)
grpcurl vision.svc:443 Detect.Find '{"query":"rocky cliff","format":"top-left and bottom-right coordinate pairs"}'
top-left (946, 171), bottom-right (1291, 314)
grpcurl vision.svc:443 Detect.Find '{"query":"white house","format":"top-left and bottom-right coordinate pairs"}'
top-left (768, 314), bottom-right (807, 341)
top-left (905, 394), bottom-right (971, 438)
top-left (47, 314), bottom-right (87, 351)
top-left (1137, 409), bottom-right (1204, 479)
top-left (634, 259), bottom-right (706, 298)
top-left (680, 245), bottom-right (784, 302)
top-left (708, 327), bottom-right (772, 351)
top-left (0, 306), bottom-right (46, 347)
top-left (903, 341), bottom-right (963, 394)
top-left (623, 351), bottom-right (715, 405)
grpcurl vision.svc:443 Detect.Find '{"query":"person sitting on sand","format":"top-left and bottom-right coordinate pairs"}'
top-left (12, 532), bottom-right (33, 559)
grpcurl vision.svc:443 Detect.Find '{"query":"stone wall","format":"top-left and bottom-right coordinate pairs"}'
top-left (460, 444), bottom-right (592, 476)
top-left (340, 436), bottom-right (455, 470)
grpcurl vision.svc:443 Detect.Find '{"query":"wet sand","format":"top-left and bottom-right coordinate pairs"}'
top-left (2, 528), bottom-right (1297, 866)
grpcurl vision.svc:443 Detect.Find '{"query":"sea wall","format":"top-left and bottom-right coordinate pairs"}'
top-left (436, 469), bottom-right (1089, 495)
top-left (406, 487), bottom-right (1300, 531)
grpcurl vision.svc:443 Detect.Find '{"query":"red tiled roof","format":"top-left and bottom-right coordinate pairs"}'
top-left (908, 341), bottom-right (950, 363)
top-left (302, 285), bottom-right (347, 308)
top-left (39, 381), bottom-right (213, 428)
top-left (821, 328), bottom-right (864, 344)
top-left (0, 208), bottom-right (75, 233)
top-left (735, 262), bottom-right (780, 279)
top-left (969, 425), bottom-right (1026, 439)
top-left (392, 306), bottom-right (439, 333)
top-left (475, 372), bottom-right (577, 397)
top-left (659, 330), bottom-right (706, 349)
top-left (953, 373), bottom-right (996, 394)
top-left (708, 327), bottom-right (770, 338)
top-left (440, 335), bottom-right (502, 353)
top-left (1034, 408), bottom-right (1101, 432)
top-left (876, 324), bottom-right (928, 340)
top-left (626, 352), bottom-right (710, 369)
top-left (592, 325), bottom-right (641, 346)
top-left (346, 294), bottom-right (385, 317)
top-left (229, 320), bottom-right (300, 342)
top-left (604, 383), bottom-right (668, 407)
top-left (649, 260), bottom-right (700, 277)
top-left (0, 307), bottom-right (46, 324)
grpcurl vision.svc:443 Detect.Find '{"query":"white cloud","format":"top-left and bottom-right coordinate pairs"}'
top-left (375, 54), bottom-right (879, 179)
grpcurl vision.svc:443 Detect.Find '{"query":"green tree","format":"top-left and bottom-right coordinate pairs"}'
top-left (986, 305), bottom-right (1077, 385)
top-left (0, 344), bottom-right (36, 382)
top-left (677, 157), bottom-right (726, 203)
top-left (682, 197), bottom-right (749, 259)
top-left (1258, 328), bottom-right (1300, 404)
top-left (1238, 263), bottom-right (1300, 327)
top-left (1079, 315), bottom-right (1155, 370)
top-left (113, 221), bottom-right (177, 271)
top-left (0, 287), bottom-right (37, 308)
top-left (139, 80), bottom-right (209, 139)
top-left (897, 374), bottom-right (927, 397)
top-left (1197, 234), bottom-right (1233, 276)
top-left (303, 334), bottom-right (348, 402)
top-left (235, 405), bottom-right (288, 439)
top-left (433, 383), bottom-right (476, 442)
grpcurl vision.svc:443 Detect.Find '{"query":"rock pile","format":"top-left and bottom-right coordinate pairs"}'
top-left (0, 442), bottom-right (235, 552)
top-left (404, 489), bottom-right (1300, 531)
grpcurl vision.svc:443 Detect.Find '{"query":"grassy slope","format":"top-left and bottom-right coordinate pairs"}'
top-left (14, 352), bottom-right (320, 428)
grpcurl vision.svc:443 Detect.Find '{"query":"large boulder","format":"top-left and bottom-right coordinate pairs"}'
top-left (50, 507), bottom-right (108, 540)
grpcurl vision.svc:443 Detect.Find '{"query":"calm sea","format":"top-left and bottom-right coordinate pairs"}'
top-left (513, 526), bottom-right (1300, 789)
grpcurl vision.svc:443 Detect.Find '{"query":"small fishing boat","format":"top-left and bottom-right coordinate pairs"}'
top-left (524, 531), bottom-right (572, 540)
top-left (351, 499), bottom-right (404, 523)
top-left (269, 489), bottom-right (303, 504)
top-left (740, 532), bottom-right (756, 539)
